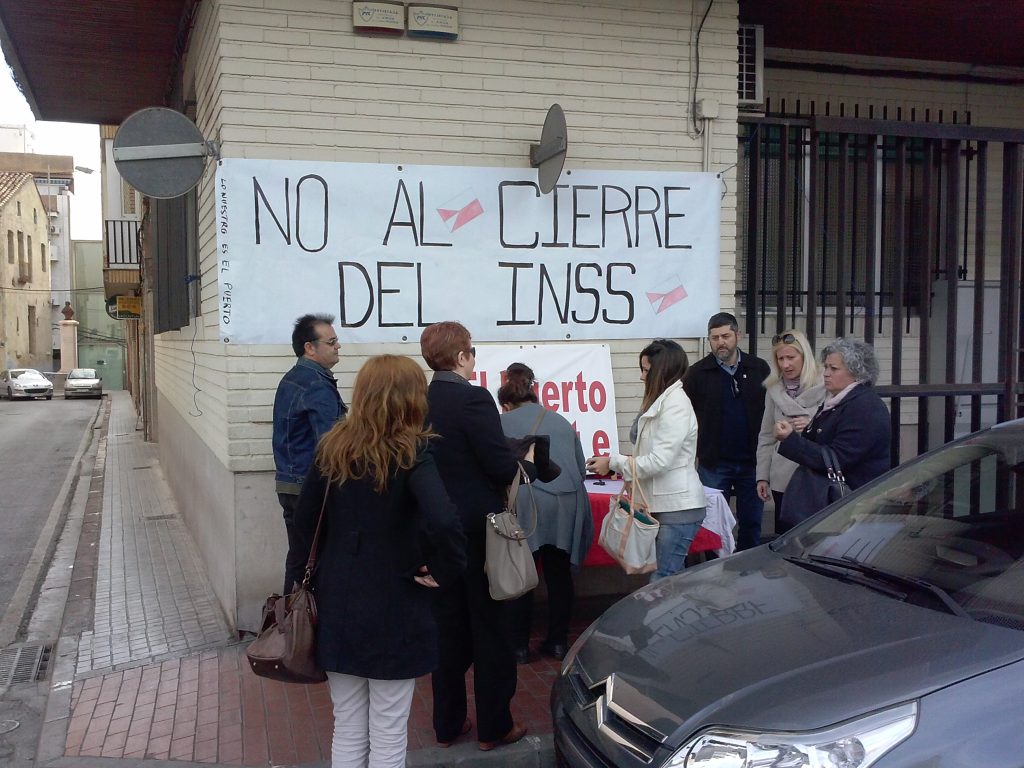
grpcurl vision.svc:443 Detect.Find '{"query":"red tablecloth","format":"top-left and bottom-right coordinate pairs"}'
top-left (583, 489), bottom-right (722, 567)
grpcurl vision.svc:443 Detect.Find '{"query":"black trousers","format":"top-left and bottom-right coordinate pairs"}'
top-left (772, 490), bottom-right (788, 535)
top-left (278, 492), bottom-right (305, 596)
top-left (507, 545), bottom-right (573, 649)
top-left (431, 533), bottom-right (517, 744)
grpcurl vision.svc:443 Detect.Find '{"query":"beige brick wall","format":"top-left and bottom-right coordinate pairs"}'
top-left (154, 0), bottom-right (742, 469)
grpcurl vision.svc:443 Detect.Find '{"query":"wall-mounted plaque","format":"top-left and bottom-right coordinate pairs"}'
top-left (406, 4), bottom-right (459, 40)
top-left (353, 1), bottom-right (405, 35)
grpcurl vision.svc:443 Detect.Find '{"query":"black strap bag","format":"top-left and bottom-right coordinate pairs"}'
top-left (780, 445), bottom-right (852, 529)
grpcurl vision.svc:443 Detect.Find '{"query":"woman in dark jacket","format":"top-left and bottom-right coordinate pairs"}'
top-left (499, 362), bottom-right (593, 664)
top-left (288, 354), bottom-right (466, 768)
top-left (420, 321), bottom-right (536, 752)
top-left (773, 337), bottom-right (891, 526)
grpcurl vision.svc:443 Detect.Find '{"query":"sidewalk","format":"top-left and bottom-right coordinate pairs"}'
top-left (27, 392), bottom-right (605, 767)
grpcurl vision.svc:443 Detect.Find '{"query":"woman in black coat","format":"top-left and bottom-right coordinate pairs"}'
top-left (420, 321), bottom-right (537, 752)
top-left (288, 355), bottom-right (466, 768)
top-left (773, 337), bottom-right (891, 527)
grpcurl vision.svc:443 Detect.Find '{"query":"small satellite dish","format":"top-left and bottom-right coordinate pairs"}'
top-left (113, 107), bottom-right (217, 199)
top-left (530, 103), bottom-right (568, 195)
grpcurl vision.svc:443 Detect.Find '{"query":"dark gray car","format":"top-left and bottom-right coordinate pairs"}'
top-left (553, 419), bottom-right (1024, 768)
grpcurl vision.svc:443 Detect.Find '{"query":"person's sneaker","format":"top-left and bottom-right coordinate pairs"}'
top-left (478, 722), bottom-right (528, 751)
top-left (540, 641), bottom-right (568, 661)
top-left (437, 718), bottom-right (472, 748)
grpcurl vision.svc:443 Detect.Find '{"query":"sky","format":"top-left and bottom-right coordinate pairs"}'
top-left (1, 50), bottom-right (102, 241)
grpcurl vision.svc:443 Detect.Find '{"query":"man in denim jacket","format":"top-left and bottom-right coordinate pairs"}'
top-left (273, 313), bottom-right (347, 593)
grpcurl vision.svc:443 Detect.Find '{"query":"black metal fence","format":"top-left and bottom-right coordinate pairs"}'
top-left (738, 115), bottom-right (1024, 461)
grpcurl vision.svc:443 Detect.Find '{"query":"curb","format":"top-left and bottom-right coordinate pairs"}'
top-left (37, 399), bottom-right (112, 765)
top-left (409, 733), bottom-right (556, 767)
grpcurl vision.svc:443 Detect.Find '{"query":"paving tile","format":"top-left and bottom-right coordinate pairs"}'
top-left (218, 739), bottom-right (243, 763)
top-left (106, 715), bottom-right (132, 736)
top-left (146, 733), bottom-right (171, 759)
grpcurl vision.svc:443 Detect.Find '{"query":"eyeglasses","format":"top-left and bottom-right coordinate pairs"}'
top-left (466, 346), bottom-right (476, 357)
top-left (314, 336), bottom-right (339, 346)
top-left (772, 333), bottom-right (797, 345)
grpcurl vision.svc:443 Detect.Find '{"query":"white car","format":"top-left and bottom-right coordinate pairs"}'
top-left (64, 368), bottom-right (103, 399)
top-left (1, 368), bottom-right (54, 400)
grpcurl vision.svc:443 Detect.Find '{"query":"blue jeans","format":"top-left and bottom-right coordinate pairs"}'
top-left (650, 521), bottom-right (701, 582)
top-left (698, 461), bottom-right (763, 551)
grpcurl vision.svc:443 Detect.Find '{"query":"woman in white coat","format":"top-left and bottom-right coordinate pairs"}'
top-left (588, 339), bottom-right (705, 581)
top-left (755, 330), bottom-right (826, 532)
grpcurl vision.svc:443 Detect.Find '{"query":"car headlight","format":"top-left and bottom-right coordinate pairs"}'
top-left (12, 382), bottom-right (24, 389)
top-left (667, 702), bottom-right (917, 768)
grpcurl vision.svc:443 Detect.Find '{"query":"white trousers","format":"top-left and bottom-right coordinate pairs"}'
top-left (326, 671), bottom-right (416, 768)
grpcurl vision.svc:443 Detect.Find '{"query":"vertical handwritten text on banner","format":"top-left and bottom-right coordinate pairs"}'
top-left (471, 344), bottom-right (619, 458)
top-left (216, 160), bottom-right (721, 344)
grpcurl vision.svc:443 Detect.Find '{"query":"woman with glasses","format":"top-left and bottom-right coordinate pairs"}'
top-left (419, 321), bottom-right (537, 752)
top-left (755, 330), bottom-right (826, 533)
top-left (772, 337), bottom-right (891, 527)
top-left (588, 339), bottom-right (705, 581)
top-left (498, 362), bottom-right (593, 664)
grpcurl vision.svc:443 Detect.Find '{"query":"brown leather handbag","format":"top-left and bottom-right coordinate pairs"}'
top-left (246, 483), bottom-right (330, 684)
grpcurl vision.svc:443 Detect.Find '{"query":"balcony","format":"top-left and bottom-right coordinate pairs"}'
top-left (103, 218), bottom-right (141, 299)
top-left (105, 219), bottom-right (140, 266)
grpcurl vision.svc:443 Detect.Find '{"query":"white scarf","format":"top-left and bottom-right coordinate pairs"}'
top-left (821, 380), bottom-right (862, 412)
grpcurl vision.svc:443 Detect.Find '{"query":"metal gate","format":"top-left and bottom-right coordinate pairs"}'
top-left (738, 115), bottom-right (1024, 462)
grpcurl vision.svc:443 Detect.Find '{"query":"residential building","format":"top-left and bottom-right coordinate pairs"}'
top-left (0, 151), bottom-right (75, 363)
top-left (0, 171), bottom-right (52, 370)
top-left (2, 0), bottom-right (1021, 630)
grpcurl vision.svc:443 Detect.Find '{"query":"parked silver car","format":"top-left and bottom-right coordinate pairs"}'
top-left (64, 368), bottom-right (103, 399)
top-left (553, 419), bottom-right (1024, 768)
top-left (1, 368), bottom-right (54, 400)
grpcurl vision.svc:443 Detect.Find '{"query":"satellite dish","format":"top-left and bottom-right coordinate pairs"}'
top-left (113, 107), bottom-right (217, 199)
top-left (530, 103), bottom-right (568, 194)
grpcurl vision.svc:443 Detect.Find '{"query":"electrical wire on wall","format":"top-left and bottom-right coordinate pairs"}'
top-left (715, 122), bottom-right (761, 200)
top-left (183, 145), bottom-right (221, 420)
top-left (687, 0), bottom-right (716, 139)
top-left (185, 274), bottom-right (204, 418)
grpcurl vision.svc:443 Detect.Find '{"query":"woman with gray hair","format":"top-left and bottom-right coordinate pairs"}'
top-left (771, 337), bottom-right (891, 526)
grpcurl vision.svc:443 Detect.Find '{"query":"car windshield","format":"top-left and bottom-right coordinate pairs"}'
top-left (10, 369), bottom-right (39, 378)
top-left (775, 426), bottom-right (1024, 626)
top-left (69, 369), bottom-right (97, 379)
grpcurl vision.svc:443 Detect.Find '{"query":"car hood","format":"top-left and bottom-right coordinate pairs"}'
top-left (14, 375), bottom-right (49, 384)
top-left (577, 547), bottom-right (1024, 741)
top-left (68, 378), bottom-right (100, 384)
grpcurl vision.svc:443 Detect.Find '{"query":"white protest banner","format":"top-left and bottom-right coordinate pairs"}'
top-left (215, 159), bottom-right (720, 344)
top-left (470, 344), bottom-right (619, 458)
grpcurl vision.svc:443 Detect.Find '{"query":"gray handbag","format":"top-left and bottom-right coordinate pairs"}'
top-left (484, 463), bottom-right (539, 601)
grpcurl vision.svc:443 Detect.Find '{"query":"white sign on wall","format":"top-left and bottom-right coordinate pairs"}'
top-left (470, 343), bottom-right (620, 458)
top-left (215, 159), bottom-right (721, 344)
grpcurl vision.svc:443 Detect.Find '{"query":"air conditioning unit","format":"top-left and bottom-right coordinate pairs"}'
top-left (738, 24), bottom-right (764, 110)
top-left (49, 223), bottom-right (61, 235)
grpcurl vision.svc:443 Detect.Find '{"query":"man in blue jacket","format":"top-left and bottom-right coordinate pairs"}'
top-left (273, 313), bottom-right (347, 594)
top-left (684, 312), bottom-right (770, 550)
